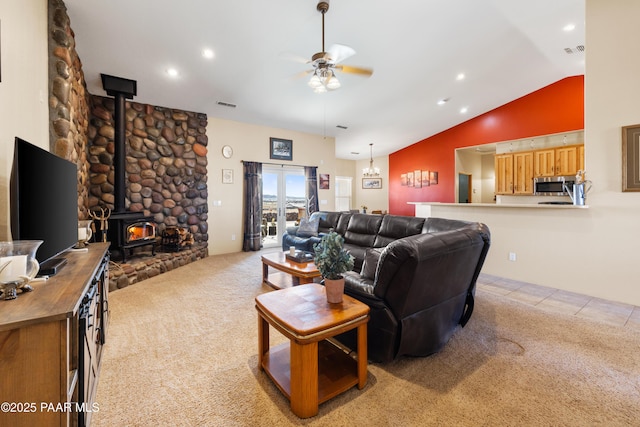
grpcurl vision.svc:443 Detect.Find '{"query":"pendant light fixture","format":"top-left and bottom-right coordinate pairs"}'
top-left (362, 143), bottom-right (380, 177)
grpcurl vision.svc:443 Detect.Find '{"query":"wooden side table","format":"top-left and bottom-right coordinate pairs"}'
top-left (261, 252), bottom-right (321, 289)
top-left (255, 283), bottom-right (370, 418)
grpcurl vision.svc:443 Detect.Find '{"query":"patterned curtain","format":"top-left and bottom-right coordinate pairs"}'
top-left (304, 166), bottom-right (319, 215)
top-left (242, 162), bottom-right (263, 252)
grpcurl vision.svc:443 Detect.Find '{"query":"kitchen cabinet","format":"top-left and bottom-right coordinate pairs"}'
top-left (578, 145), bottom-right (584, 171)
top-left (513, 151), bottom-right (534, 194)
top-left (533, 145), bottom-right (583, 178)
top-left (555, 145), bottom-right (580, 176)
top-left (496, 144), bottom-right (584, 195)
top-left (534, 149), bottom-right (556, 177)
top-left (495, 152), bottom-right (533, 195)
top-left (495, 154), bottom-right (514, 195)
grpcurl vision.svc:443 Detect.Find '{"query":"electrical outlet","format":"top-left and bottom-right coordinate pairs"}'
top-left (231, 234), bottom-right (236, 241)
top-left (509, 252), bottom-right (517, 262)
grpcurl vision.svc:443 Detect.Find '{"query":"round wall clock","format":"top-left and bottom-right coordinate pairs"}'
top-left (222, 145), bottom-right (233, 159)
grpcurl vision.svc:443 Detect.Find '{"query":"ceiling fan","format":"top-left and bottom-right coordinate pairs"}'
top-left (300, 1), bottom-right (374, 93)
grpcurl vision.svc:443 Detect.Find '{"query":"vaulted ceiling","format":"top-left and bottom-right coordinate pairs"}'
top-left (64, 0), bottom-right (584, 159)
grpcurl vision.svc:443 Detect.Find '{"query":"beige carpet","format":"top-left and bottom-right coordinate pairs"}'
top-left (92, 250), bottom-right (640, 426)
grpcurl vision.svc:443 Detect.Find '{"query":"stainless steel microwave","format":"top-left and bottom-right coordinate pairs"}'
top-left (533, 175), bottom-right (575, 196)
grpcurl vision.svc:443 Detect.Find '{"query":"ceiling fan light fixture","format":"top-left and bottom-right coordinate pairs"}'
top-left (326, 74), bottom-right (340, 90)
top-left (308, 74), bottom-right (323, 88)
top-left (302, 1), bottom-right (373, 93)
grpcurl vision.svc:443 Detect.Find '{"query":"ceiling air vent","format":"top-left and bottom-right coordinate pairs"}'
top-left (217, 101), bottom-right (237, 108)
top-left (564, 45), bottom-right (585, 54)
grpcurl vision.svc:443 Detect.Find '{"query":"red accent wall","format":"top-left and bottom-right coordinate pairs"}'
top-left (389, 76), bottom-right (584, 216)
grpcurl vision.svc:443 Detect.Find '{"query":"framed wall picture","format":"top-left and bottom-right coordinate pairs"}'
top-left (430, 171), bottom-right (439, 185)
top-left (407, 171), bottom-right (414, 187)
top-left (319, 173), bottom-right (330, 189)
top-left (414, 169), bottom-right (422, 188)
top-left (269, 137), bottom-right (293, 161)
top-left (622, 124), bottom-right (640, 191)
top-left (362, 178), bottom-right (382, 189)
top-left (222, 169), bottom-right (233, 184)
top-left (421, 170), bottom-right (430, 186)
top-left (400, 173), bottom-right (407, 185)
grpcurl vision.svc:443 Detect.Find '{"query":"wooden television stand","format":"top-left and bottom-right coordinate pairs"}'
top-left (0, 242), bottom-right (110, 427)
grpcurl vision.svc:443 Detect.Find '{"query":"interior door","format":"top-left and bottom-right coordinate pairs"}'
top-left (458, 173), bottom-right (472, 203)
top-left (262, 166), bottom-right (305, 248)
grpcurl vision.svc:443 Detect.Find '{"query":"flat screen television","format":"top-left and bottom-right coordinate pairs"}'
top-left (10, 137), bottom-right (79, 275)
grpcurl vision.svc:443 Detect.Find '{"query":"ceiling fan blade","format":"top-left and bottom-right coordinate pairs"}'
top-left (279, 51), bottom-right (311, 64)
top-left (335, 64), bottom-right (374, 77)
top-left (327, 44), bottom-right (356, 64)
top-left (292, 69), bottom-right (313, 80)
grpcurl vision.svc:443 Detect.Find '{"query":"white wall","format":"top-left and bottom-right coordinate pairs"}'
top-left (420, 0), bottom-right (640, 307)
top-left (480, 154), bottom-right (495, 203)
top-left (0, 0), bottom-right (49, 240)
top-left (355, 155), bottom-right (389, 213)
top-left (206, 117), bottom-right (339, 255)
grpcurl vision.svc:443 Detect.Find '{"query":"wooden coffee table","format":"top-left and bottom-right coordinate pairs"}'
top-left (255, 283), bottom-right (370, 418)
top-left (261, 252), bottom-right (321, 289)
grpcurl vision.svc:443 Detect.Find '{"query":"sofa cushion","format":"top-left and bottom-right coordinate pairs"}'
top-left (297, 215), bottom-right (320, 237)
top-left (343, 243), bottom-right (369, 272)
top-left (344, 214), bottom-right (383, 247)
top-left (374, 215), bottom-right (426, 247)
top-left (317, 211), bottom-right (341, 234)
top-left (335, 213), bottom-right (352, 235)
top-left (361, 247), bottom-right (383, 280)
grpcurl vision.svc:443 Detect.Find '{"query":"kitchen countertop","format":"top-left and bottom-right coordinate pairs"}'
top-left (408, 202), bottom-right (589, 209)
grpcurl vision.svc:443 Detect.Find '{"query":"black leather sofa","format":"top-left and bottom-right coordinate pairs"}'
top-left (282, 212), bottom-right (491, 363)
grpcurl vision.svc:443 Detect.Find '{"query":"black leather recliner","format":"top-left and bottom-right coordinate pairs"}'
top-left (338, 220), bottom-right (491, 363)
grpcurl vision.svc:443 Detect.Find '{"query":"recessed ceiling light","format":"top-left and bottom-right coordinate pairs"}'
top-left (456, 73), bottom-right (465, 81)
top-left (437, 98), bottom-right (450, 105)
top-left (563, 23), bottom-right (576, 32)
top-left (166, 68), bottom-right (179, 77)
top-left (202, 48), bottom-right (214, 59)
top-left (460, 107), bottom-right (468, 114)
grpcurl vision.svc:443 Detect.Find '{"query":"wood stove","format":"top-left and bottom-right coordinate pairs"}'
top-left (100, 74), bottom-right (157, 262)
top-left (108, 212), bottom-right (156, 262)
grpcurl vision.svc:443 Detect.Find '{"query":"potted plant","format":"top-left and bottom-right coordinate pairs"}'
top-left (313, 231), bottom-right (355, 303)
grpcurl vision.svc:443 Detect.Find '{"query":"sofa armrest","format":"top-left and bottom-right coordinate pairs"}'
top-left (343, 271), bottom-right (387, 309)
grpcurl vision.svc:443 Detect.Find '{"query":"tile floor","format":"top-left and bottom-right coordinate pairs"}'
top-left (477, 273), bottom-right (640, 329)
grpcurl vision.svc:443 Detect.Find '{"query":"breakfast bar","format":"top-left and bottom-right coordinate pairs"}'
top-left (409, 201), bottom-right (593, 300)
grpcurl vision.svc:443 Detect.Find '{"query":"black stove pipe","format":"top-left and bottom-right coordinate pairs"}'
top-left (113, 92), bottom-right (126, 213)
top-left (100, 74), bottom-right (137, 213)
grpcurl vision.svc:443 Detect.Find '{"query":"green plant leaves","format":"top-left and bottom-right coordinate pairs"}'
top-left (312, 231), bottom-right (355, 280)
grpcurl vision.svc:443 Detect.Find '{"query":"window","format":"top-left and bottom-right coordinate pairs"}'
top-left (335, 176), bottom-right (352, 211)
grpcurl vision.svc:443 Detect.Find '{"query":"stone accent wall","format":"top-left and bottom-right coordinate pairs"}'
top-left (88, 97), bottom-right (209, 243)
top-left (108, 246), bottom-right (209, 291)
top-left (48, 0), bottom-right (91, 219)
